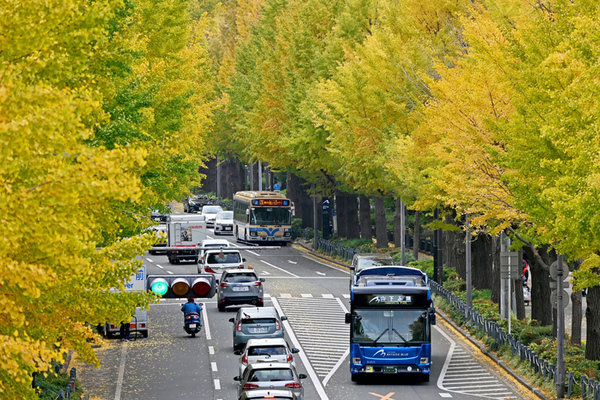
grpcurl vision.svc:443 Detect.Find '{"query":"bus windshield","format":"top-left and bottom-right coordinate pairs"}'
top-left (352, 309), bottom-right (429, 344)
top-left (250, 207), bottom-right (291, 225)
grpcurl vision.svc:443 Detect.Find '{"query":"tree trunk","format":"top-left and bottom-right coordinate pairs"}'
top-left (491, 236), bottom-right (501, 305)
top-left (570, 259), bottom-right (583, 346)
top-left (524, 245), bottom-right (554, 326)
top-left (412, 211), bottom-right (421, 261)
top-left (514, 276), bottom-right (525, 320)
top-left (346, 193), bottom-right (359, 239)
top-left (221, 157), bottom-right (245, 199)
top-left (199, 157), bottom-right (217, 194)
top-left (374, 196), bottom-right (387, 249)
top-left (359, 195), bottom-right (372, 241)
top-left (286, 173), bottom-right (313, 227)
top-left (585, 285), bottom-right (600, 360)
top-left (337, 191), bottom-right (359, 239)
top-left (394, 198), bottom-right (402, 249)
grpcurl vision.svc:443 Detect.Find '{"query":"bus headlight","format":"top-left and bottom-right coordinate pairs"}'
top-left (352, 357), bottom-right (362, 365)
top-left (420, 357), bottom-right (429, 364)
top-left (250, 231), bottom-right (258, 237)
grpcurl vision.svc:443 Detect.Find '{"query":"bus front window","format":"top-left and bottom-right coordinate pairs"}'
top-left (352, 309), bottom-right (429, 344)
top-left (250, 207), bottom-right (292, 225)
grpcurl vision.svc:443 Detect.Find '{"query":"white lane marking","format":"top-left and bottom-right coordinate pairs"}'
top-left (322, 293), bottom-right (334, 299)
top-left (113, 343), bottom-right (128, 400)
top-left (436, 324), bottom-right (456, 392)
top-left (280, 293), bottom-right (292, 298)
top-left (260, 260), bottom-right (299, 277)
top-left (214, 378), bottom-right (221, 390)
top-left (271, 298), bottom-right (330, 400)
top-left (246, 250), bottom-right (261, 256)
top-left (264, 294), bottom-right (271, 298)
top-left (202, 305), bottom-right (211, 340)
top-left (288, 260), bottom-right (298, 264)
top-left (156, 265), bottom-right (164, 269)
top-left (301, 294), bottom-right (313, 298)
top-left (261, 271), bottom-right (271, 275)
top-left (145, 258), bottom-right (154, 262)
top-left (440, 394), bottom-right (453, 398)
top-left (316, 271), bottom-right (326, 276)
top-left (321, 297), bottom-right (350, 386)
top-left (211, 362), bottom-right (218, 372)
top-left (208, 346), bottom-right (215, 355)
top-left (166, 270), bottom-right (173, 275)
top-left (342, 294), bottom-right (350, 299)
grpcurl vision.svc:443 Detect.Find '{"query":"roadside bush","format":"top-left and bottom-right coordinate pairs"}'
top-left (35, 369), bottom-right (82, 400)
top-left (392, 252), bottom-right (416, 265)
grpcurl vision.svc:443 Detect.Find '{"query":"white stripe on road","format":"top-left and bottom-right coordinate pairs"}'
top-left (214, 379), bottom-right (221, 390)
top-left (316, 271), bottom-right (326, 276)
top-left (260, 260), bottom-right (299, 277)
top-left (208, 346), bottom-right (214, 355)
top-left (166, 270), bottom-right (173, 274)
top-left (211, 362), bottom-right (218, 372)
top-left (271, 298), bottom-right (330, 400)
top-left (287, 260), bottom-right (298, 264)
top-left (302, 255), bottom-right (350, 274)
top-left (202, 305), bottom-right (211, 340)
top-left (145, 258), bottom-right (154, 262)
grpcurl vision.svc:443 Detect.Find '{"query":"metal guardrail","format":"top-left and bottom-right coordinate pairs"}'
top-left (431, 281), bottom-right (600, 399)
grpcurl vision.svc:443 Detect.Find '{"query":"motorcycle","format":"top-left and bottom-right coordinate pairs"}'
top-left (183, 311), bottom-right (202, 337)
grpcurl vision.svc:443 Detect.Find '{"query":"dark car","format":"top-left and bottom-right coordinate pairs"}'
top-left (150, 209), bottom-right (169, 223)
top-left (350, 253), bottom-right (395, 287)
top-left (183, 194), bottom-right (211, 213)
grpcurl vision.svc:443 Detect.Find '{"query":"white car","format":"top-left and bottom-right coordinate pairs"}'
top-left (214, 210), bottom-right (234, 235)
top-left (235, 338), bottom-right (300, 377)
top-left (201, 205), bottom-right (224, 227)
top-left (198, 248), bottom-right (245, 276)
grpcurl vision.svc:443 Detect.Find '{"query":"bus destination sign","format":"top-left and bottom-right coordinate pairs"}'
top-left (253, 199), bottom-right (290, 206)
top-left (368, 294), bottom-right (412, 305)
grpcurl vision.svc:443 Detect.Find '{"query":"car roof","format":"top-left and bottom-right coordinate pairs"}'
top-left (201, 239), bottom-right (230, 245)
top-left (238, 307), bottom-right (279, 318)
top-left (205, 248), bottom-right (240, 254)
top-left (353, 253), bottom-right (394, 260)
top-left (246, 362), bottom-right (295, 371)
top-left (245, 338), bottom-right (287, 347)
top-left (224, 269), bottom-right (257, 274)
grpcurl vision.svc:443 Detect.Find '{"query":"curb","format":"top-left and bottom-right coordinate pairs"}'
top-left (291, 239), bottom-right (550, 400)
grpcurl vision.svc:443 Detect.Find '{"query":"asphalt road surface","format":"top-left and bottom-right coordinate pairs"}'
top-left (77, 227), bottom-right (536, 400)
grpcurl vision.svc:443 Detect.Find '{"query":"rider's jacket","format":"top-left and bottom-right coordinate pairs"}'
top-left (181, 303), bottom-right (203, 314)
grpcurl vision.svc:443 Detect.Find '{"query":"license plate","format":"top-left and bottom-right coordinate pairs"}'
top-left (251, 327), bottom-right (268, 333)
top-left (232, 286), bottom-right (249, 291)
top-left (383, 366), bottom-right (397, 374)
top-left (267, 237), bottom-right (276, 241)
top-left (188, 324), bottom-right (196, 329)
top-left (225, 227), bottom-right (232, 230)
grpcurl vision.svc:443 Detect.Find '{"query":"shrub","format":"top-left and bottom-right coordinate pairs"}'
top-left (35, 369), bottom-right (82, 400)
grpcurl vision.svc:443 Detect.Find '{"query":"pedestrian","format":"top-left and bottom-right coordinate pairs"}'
top-left (522, 259), bottom-right (529, 288)
top-left (120, 320), bottom-right (131, 342)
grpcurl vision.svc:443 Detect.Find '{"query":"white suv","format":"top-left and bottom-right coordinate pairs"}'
top-left (198, 248), bottom-right (245, 277)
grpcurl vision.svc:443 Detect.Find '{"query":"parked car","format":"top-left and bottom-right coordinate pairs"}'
top-left (218, 269), bottom-right (265, 312)
top-left (150, 209), bottom-right (169, 223)
top-left (198, 248), bottom-right (245, 276)
top-left (183, 194), bottom-right (211, 213)
top-left (103, 308), bottom-right (148, 339)
top-left (229, 307), bottom-right (287, 351)
top-left (148, 224), bottom-right (167, 255)
top-left (350, 253), bottom-right (395, 287)
top-left (234, 362), bottom-right (306, 400)
top-left (235, 338), bottom-right (300, 377)
top-left (201, 205), bottom-right (224, 227)
top-left (238, 389), bottom-right (298, 400)
top-left (214, 210), bottom-right (234, 235)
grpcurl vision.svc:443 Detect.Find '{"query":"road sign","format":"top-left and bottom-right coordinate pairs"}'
top-left (550, 260), bottom-right (569, 281)
top-left (551, 289), bottom-right (570, 309)
top-left (124, 266), bottom-right (146, 292)
top-left (273, 183), bottom-right (281, 190)
top-left (147, 274), bottom-right (216, 298)
top-left (550, 280), bottom-right (570, 290)
top-left (500, 251), bottom-right (520, 279)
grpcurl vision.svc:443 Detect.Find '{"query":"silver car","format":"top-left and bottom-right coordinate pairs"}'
top-left (229, 307), bottom-right (287, 351)
top-left (234, 362), bottom-right (307, 400)
top-left (235, 338), bottom-right (300, 377)
top-left (350, 253), bottom-right (395, 287)
top-left (218, 269), bottom-right (265, 312)
top-left (214, 210), bottom-right (234, 235)
top-left (238, 389), bottom-right (298, 400)
top-left (201, 205), bottom-right (224, 227)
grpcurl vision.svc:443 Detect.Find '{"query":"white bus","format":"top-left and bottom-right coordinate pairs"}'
top-left (233, 191), bottom-right (293, 246)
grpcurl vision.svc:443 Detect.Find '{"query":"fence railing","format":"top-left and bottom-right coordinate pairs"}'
top-left (431, 281), bottom-right (600, 399)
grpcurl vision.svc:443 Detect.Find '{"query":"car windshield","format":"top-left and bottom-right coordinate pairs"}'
top-left (216, 211), bottom-right (233, 220)
top-left (207, 252), bottom-right (241, 264)
top-left (250, 207), bottom-right (291, 226)
top-left (356, 257), bottom-right (393, 271)
top-left (224, 273), bottom-right (258, 283)
top-left (248, 368), bottom-right (294, 382)
top-left (352, 309), bottom-right (429, 344)
top-left (248, 346), bottom-right (287, 356)
top-left (203, 206), bottom-right (222, 214)
top-left (242, 318), bottom-right (276, 325)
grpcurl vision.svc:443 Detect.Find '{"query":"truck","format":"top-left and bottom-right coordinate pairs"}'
top-left (104, 267), bottom-right (149, 339)
top-left (346, 266), bottom-right (436, 382)
top-left (165, 214), bottom-right (208, 264)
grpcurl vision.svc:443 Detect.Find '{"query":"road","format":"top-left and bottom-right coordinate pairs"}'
top-left (77, 226), bottom-right (535, 400)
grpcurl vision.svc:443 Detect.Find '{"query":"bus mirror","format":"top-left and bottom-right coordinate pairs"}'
top-left (345, 313), bottom-right (352, 324)
top-left (429, 308), bottom-right (436, 325)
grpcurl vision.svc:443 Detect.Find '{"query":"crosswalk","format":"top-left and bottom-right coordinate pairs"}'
top-left (266, 293), bottom-right (350, 299)
top-left (276, 297), bottom-right (349, 381)
top-left (439, 345), bottom-right (518, 399)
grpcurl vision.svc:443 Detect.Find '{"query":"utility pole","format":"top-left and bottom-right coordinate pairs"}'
top-left (400, 199), bottom-right (406, 265)
top-left (249, 161), bottom-right (254, 191)
top-left (466, 216), bottom-right (472, 310)
top-left (216, 155), bottom-right (221, 201)
top-left (312, 184), bottom-right (318, 250)
top-left (556, 254), bottom-right (566, 398)
top-left (258, 160), bottom-right (262, 191)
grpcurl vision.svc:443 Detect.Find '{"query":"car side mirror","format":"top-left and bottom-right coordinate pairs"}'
top-left (350, 266), bottom-right (355, 270)
top-left (260, 278), bottom-right (265, 282)
top-left (298, 374), bottom-right (307, 380)
top-left (234, 350), bottom-right (242, 355)
top-left (229, 318), bottom-right (235, 323)
top-left (291, 348), bottom-right (299, 354)
top-left (345, 313), bottom-right (352, 324)
top-left (233, 376), bottom-right (241, 381)
top-left (243, 258), bottom-right (247, 262)
top-left (216, 280), bottom-right (220, 285)
top-left (280, 316), bottom-right (287, 321)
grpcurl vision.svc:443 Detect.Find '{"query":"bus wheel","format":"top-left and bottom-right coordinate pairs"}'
top-left (351, 374), bottom-right (361, 383)
top-left (421, 374), bottom-right (430, 383)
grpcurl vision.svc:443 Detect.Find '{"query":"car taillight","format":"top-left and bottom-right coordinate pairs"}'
top-left (253, 281), bottom-right (261, 287)
top-left (205, 266), bottom-right (216, 273)
top-left (243, 384), bottom-right (259, 390)
top-left (220, 282), bottom-right (229, 288)
top-left (130, 324), bottom-right (136, 329)
top-left (285, 383), bottom-right (301, 389)
top-left (276, 320), bottom-right (281, 331)
top-left (287, 353), bottom-right (293, 362)
top-left (242, 354), bottom-right (248, 363)
top-left (237, 321), bottom-right (242, 332)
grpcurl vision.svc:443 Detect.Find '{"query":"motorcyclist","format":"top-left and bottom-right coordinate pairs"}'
top-left (181, 298), bottom-right (203, 316)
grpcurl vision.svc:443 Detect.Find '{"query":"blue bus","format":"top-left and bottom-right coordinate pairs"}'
top-left (346, 266), bottom-right (436, 382)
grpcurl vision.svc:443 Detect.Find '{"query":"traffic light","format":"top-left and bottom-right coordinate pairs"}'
top-left (147, 274), bottom-right (216, 298)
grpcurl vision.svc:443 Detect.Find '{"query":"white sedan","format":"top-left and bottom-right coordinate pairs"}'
top-left (213, 210), bottom-right (233, 235)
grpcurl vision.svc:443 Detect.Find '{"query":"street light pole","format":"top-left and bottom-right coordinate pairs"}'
top-left (466, 215), bottom-right (472, 310)
top-left (556, 254), bottom-right (565, 398)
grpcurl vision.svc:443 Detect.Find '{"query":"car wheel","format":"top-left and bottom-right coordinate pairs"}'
top-left (142, 331), bottom-right (148, 338)
top-left (257, 301), bottom-right (264, 307)
top-left (218, 303), bottom-right (225, 312)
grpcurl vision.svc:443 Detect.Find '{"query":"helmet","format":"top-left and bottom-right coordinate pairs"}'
top-left (187, 298), bottom-right (195, 303)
